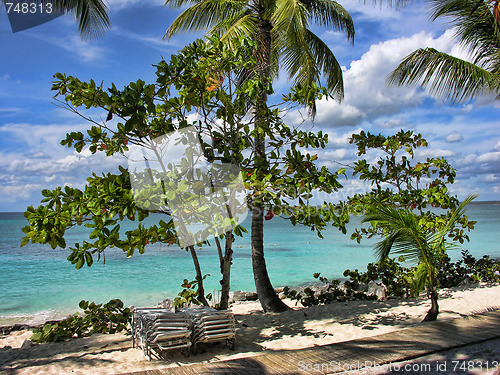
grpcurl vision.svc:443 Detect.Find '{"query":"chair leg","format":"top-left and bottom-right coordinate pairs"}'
top-left (225, 338), bottom-right (235, 351)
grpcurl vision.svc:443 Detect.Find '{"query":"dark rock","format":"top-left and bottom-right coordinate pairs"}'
top-left (232, 291), bottom-right (258, 301)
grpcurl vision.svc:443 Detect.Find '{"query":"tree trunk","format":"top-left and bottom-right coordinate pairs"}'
top-left (252, 205), bottom-right (289, 312)
top-left (219, 231), bottom-right (234, 310)
top-left (422, 287), bottom-right (439, 321)
top-left (188, 245), bottom-right (209, 306)
top-left (250, 12), bottom-right (289, 313)
top-left (214, 237), bottom-right (224, 273)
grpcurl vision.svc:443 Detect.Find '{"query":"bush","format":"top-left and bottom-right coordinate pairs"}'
top-left (30, 299), bottom-right (131, 343)
top-left (343, 257), bottom-right (414, 299)
top-left (283, 252), bottom-right (500, 308)
top-left (438, 250), bottom-right (500, 286)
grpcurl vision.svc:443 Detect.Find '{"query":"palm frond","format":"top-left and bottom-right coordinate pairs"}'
top-left (303, 29), bottom-right (344, 98)
top-left (276, 27), bottom-right (344, 99)
top-left (430, 194), bottom-right (476, 251)
top-left (46, 0), bottom-right (110, 40)
top-left (413, 262), bottom-right (430, 294)
top-left (429, 0), bottom-right (500, 69)
top-left (216, 11), bottom-right (257, 43)
top-left (164, 0), bottom-right (204, 7)
top-left (300, 0), bottom-right (354, 43)
top-left (273, 0), bottom-right (308, 33)
top-left (278, 25), bottom-right (320, 92)
top-left (164, 0), bottom-right (245, 38)
top-left (363, 206), bottom-right (431, 265)
top-left (388, 48), bottom-right (500, 103)
top-left (164, 0), bottom-right (351, 102)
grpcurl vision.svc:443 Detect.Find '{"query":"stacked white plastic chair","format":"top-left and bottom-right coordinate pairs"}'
top-left (131, 307), bottom-right (192, 360)
top-left (179, 306), bottom-right (236, 353)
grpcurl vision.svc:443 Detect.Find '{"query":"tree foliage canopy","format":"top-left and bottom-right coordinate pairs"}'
top-left (348, 130), bottom-right (476, 244)
top-left (21, 37), bottom-right (349, 273)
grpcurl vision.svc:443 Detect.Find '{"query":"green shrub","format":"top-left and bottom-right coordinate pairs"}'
top-left (30, 299), bottom-right (131, 343)
top-left (438, 250), bottom-right (500, 286)
top-left (283, 252), bottom-right (500, 308)
top-left (174, 275), bottom-right (212, 308)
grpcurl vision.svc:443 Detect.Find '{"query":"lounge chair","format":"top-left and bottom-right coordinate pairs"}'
top-left (179, 306), bottom-right (236, 353)
top-left (131, 307), bottom-right (192, 360)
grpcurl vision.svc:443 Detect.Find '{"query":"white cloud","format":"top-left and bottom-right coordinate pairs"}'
top-left (446, 133), bottom-right (464, 143)
top-left (0, 184), bottom-right (42, 202)
top-left (28, 33), bottom-right (108, 62)
top-left (416, 148), bottom-right (456, 158)
top-left (324, 129), bottom-right (360, 148)
top-left (484, 174), bottom-right (498, 182)
top-left (0, 122), bottom-right (83, 150)
top-left (477, 152), bottom-right (500, 164)
top-left (111, 26), bottom-right (181, 53)
top-left (323, 148), bottom-right (349, 160)
top-left (0, 121), bottom-right (125, 208)
top-left (313, 30), bottom-right (459, 128)
top-left (380, 118), bottom-right (406, 128)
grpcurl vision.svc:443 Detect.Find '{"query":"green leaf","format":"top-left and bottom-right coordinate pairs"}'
top-left (20, 237), bottom-right (29, 247)
top-left (75, 256), bottom-right (85, 270)
top-left (85, 252), bottom-right (93, 267)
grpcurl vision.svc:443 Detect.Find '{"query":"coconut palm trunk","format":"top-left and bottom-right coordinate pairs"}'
top-left (251, 13), bottom-right (289, 312)
top-left (423, 286), bottom-right (439, 321)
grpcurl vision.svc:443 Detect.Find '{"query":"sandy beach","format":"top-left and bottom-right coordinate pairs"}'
top-left (1, 283), bottom-right (499, 375)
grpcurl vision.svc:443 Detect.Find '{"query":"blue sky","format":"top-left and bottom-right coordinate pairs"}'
top-left (1, 0), bottom-right (499, 212)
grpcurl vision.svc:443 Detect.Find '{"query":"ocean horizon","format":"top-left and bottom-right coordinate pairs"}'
top-left (1, 202), bottom-right (499, 325)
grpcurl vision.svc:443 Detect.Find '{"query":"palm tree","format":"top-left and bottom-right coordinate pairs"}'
top-left (3, 0), bottom-right (110, 39)
top-left (163, 0), bottom-right (355, 312)
top-left (363, 195), bottom-right (476, 321)
top-left (388, 0), bottom-right (500, 103)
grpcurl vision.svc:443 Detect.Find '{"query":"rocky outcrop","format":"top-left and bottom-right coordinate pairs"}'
top-left (230, 291), bottom-right (258, 302)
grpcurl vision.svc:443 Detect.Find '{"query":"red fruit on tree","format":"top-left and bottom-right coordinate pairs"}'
top-left (265, 211), bottom-right (275, 220)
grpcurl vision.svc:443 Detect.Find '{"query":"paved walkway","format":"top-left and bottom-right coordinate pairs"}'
top-left (119, 310), bottom-right (500, 375)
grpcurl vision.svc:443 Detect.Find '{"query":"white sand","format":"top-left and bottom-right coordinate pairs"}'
top-left (1, 283), bottom-right (499, 375)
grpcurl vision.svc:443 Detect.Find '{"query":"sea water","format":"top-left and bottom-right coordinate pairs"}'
top-left (0, 204), bottom-right (499, 324)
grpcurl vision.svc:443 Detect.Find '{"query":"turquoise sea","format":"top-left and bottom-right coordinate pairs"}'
top-left (1, 203), bottom-right (499, 324)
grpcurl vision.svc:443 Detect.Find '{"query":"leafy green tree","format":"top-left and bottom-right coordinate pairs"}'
top-left (363, 195), bottom-right (476, 321)
top-left (348, 130), bottom-right (475, 244)
top-left (164, 0), bottom-right (355, 312)
top-left (347, 130), bottom-right (476, 321)
top-left (2, 0), bottom-right (110, 39)
top-left (21, 36), bottom-right (349, 311)
top-left (22, 37), bottom-right (256, 309)
top-left (388, 0), bottom-right (500, 103)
